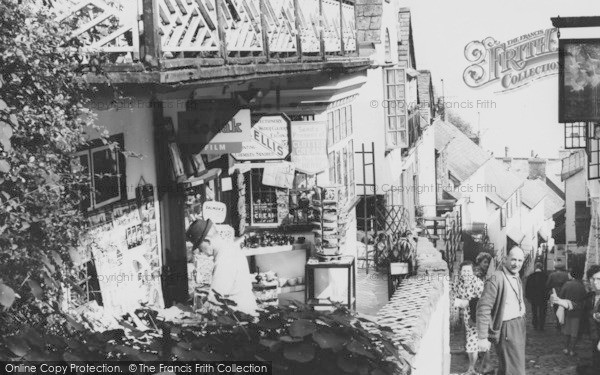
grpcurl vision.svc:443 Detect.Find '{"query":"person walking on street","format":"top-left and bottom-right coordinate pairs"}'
top-left (551, 267), bottom-right (588, 357)
top-left (525, 262), bottom-right (549, 330)
top-left (576, 265), bottom-right (600, 375)
top-left (453, 261), bottom-right (485, 375)
top-left (547, 265), bottom-right (570, 329)
top-left (475, 252), bottom-right (493, 281)
top-left (477, 246), bottom-right (527, 375)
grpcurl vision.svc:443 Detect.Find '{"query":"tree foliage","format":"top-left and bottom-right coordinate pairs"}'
top-left (446, 110), bottom-right (477, 139)
top-left (0, 0), bottom-right (108, 333)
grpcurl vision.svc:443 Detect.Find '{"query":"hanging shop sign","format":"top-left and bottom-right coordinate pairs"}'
top-left (232, 114), bottom-right (291, 161)
top-left (178, 105), bottom-right (251, 154)
top-left (290, 121), bottom-right (328, 174)
top-left (262, 162), bottom-right (295, 189)
top-left (559, 39), bottom-right (600, 122)
top-left (202, 201), bottom-right (227, 224)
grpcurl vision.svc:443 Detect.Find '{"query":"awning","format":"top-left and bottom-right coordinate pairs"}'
top-left (538, 230), bottom-right (549, 242)
top-left (506, 225), bottom-right (526, 245)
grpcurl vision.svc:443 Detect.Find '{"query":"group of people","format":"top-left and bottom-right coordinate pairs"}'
top-left (454, 246), bottom-right (600, 375)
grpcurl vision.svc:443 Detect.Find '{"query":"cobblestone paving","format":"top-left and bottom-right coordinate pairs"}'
top-left (451, 303), bottom-right (594, 375)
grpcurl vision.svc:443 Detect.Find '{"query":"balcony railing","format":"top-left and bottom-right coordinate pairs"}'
top-left (43, 0), bottom-right (358, 66)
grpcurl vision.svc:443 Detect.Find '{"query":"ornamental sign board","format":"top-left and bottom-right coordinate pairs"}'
top-left (290, 121), bottom-right (328, 174)
top-left (177, 105), bottom-right (251, 154)
top-left (232, 115), bottom-right (291, 161)
top-left (200, 109), bottom-right (251, 154)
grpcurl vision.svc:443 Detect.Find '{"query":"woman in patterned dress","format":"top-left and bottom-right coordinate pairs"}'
top-left (454, 260), bottom-right (485, 375)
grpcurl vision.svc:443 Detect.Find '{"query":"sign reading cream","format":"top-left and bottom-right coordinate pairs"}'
top-left (291, 121), bottom-right (328, 174)
top-left (202, 201), bottom-right (227, 224)
top-left (200, 109), bottom-right (251, 154)
top-left (232, 115), bottom-right (291, 161)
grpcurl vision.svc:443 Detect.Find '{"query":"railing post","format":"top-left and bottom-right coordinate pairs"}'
top-left (216, 0), bottom-right (229, 63)
top-left (142, 0), bottom-right (162, 63)
top-left (260, 0), bottom-right (270, 61)
top-left (293, 0), bottom-right (303, 58)
top-left (339, 0), bottom-right (345, 56)
top-left (319, 0), bottom-right (325, 60)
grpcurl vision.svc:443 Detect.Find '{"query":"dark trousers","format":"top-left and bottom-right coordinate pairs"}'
top-left (496, 317), bottom-right (526, 375)
top-left (531, 302), bottom-right (547, 330)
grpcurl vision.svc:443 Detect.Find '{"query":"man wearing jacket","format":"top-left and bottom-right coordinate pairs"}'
top-left (525, 262), bottom-right (549, 330)
top-left (477, 246), bottom-right (526, 375)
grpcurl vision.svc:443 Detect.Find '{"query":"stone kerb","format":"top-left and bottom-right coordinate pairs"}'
top-left (376, 237), bottom-right (450, 374)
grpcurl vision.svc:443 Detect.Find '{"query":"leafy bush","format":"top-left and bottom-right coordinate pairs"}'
top-left (0, 296), bottom-right (409, 375)
top-left (0, 0), bottom-right (111, 334)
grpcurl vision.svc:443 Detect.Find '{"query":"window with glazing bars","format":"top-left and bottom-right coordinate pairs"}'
top-left (587, 127), bottom-right (600, 180)
top-left (384, 68), bottom-right (407, 148)
top-left (564, 122), bottom-right (587, 149)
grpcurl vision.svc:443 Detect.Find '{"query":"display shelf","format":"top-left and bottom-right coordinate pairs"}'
top-left (242, 244), bottom-right (309, 257)
top-left (279, 284), bottom-right (305, 294)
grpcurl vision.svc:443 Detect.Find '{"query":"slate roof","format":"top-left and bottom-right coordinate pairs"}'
top-left (433, 119), bottom-right (491, 182)
top-left (518, 177), bottom-right (564, 219)
top-left (483, 158), bottom-right (523, 205)
top-left (521, 178), bottom-right (547, 209)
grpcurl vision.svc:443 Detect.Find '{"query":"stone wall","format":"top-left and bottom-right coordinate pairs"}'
top-left (355, 0), bottom-right (384, 46)
top-left (377, 237), bottom-right (450, 375)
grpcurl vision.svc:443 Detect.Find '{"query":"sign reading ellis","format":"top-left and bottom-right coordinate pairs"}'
top-left (463, 28), bottom-right (558, 92)
top-left (232, 115), bottom-right (291, 161)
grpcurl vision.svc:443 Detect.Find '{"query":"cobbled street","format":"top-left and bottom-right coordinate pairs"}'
top-left (451, 303), bottom-right (594, 375)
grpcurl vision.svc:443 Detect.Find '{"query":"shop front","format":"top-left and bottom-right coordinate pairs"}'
top-left (157, 79), bottom-right (362, 309)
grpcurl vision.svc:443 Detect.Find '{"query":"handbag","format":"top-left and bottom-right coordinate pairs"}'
top-left (556, 305), bottom-right (565, 325)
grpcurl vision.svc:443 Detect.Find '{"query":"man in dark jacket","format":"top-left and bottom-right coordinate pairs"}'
top-left (525, 262), bottom-right (549, 330)
top-left (575, 265), bottom-right (600, 375)
top-left (547, 265), bottom-right (570, 329)
top-left (477, 246), bottom-right (526, 375)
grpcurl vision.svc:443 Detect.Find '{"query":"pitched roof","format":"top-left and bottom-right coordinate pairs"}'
top-left (543, 184), bottom-right (566, 219)
top-left (521, 179), bottom-right (547, 209)
top-left (497, 157), bottom-right (564, 194)
top-left (483, 158), bottom-right (523, 205)
top-left (433, 119), bottom-right (491, 182)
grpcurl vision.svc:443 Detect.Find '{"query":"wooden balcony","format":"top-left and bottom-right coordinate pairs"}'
top-left (44, 0), bottom-right (366, 84)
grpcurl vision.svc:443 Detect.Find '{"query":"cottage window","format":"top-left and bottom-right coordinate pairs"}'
top-left (564, 122), bottom-right (587, 149)
top-left (587, 123), bottom-right (600, 180)
top-left (384, 68), bottom-right (407, 149)
top-left (74, 135), bottom-right (125, 211)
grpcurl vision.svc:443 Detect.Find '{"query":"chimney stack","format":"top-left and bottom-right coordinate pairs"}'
top-left (505, 147), bottom-right (509, 157)
top-left (528, 157), bottom-right (547, 180)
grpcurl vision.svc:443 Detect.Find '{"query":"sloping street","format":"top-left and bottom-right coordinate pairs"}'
top-left (451, 303), bottom-right (594, 374)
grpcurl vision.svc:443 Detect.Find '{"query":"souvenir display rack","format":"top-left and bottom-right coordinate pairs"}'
top-left (311, 186), bottom-right (345, 261)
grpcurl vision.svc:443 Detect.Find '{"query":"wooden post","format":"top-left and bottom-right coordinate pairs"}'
top-left (260, 0), bottom-right (270, 61)
top-left (339, 0), bottom-right (345, 56)
top-left (142, 0), bottom-right (162, 63)
top-left (293, 0), bottom-right (303, 58)
top-left (319, 0), bottom-right (325, 60)
top-left (216, 0), bottom-right (229, 63)
top-left (151, 97), bottom-right (189, 306)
